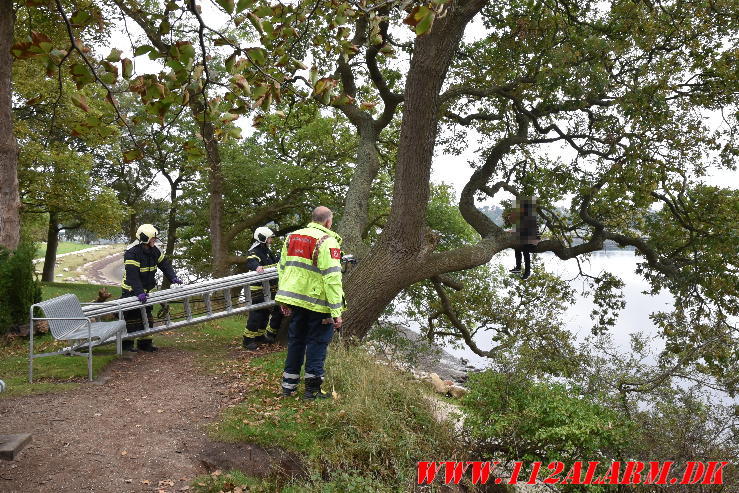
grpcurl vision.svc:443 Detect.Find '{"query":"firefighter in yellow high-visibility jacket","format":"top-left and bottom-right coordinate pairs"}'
top-left (276, 206), bottom-right (344, 400)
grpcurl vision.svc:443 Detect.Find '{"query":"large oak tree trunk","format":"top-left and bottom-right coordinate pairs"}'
top-left (0, 2), bottom-right (20, 250)
top-left (41, 211), bottom-right (60, 282)
top-left (336, 121), bottom-right (379, 256)
top-left (342, 7), bottom-right (477, 340)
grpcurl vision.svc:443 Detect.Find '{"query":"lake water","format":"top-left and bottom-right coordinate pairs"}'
top-left (440, 249), bottom-right (675, 369)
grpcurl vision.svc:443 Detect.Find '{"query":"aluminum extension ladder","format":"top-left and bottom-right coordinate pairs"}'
top-left (72, 268), bottom-right (279, 349)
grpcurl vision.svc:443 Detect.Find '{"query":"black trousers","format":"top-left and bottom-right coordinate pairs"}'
top-left (244, 293), bottom-right (284, 337)
top-left (514, 244), bottom-right (536, 274)
top-left (121, 290), bottom-right (154, 334)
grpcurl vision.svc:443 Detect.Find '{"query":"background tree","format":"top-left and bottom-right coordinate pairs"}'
top-left (13, 20), bottom-right (122, 281)
top-left (7, 0), bottom-right (738, 389)
top-left (178, 106), bottom-right (359, 276)
top-left (0, 1), bottom-right (20, 250)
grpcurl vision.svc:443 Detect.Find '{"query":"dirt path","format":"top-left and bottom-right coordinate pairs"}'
top-left (79, 253), bottom-right (123, 286)
top-left (0, 348), bottom-right (243, 492)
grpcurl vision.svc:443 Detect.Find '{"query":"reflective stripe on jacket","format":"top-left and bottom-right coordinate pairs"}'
top-left (275, 222), bottom-right (344, 317)
top-left (121, 243), bottom-right (177, 295)
top-left (247, 243), bottom-right (279, 292)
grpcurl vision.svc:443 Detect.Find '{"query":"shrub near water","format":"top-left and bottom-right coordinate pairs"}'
top-left (461, 371), bottom-right (634, 472)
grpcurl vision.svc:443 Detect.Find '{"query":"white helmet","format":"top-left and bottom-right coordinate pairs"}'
top-left (254, 226), bottom-right (274, 243)
top-left (136, 224), bottom-right (158, 243)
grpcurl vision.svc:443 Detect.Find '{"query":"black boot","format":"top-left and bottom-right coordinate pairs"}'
top-left (122, 340), bottom-right (137, 352)
top-left (303, 377), bottom-right (331, 401)
top-left (263, 330), bottom-right (277, 344)
top-left (136, 338), bottom-right (158, 352)
top-left (242, 336), bottom-right (258, 350)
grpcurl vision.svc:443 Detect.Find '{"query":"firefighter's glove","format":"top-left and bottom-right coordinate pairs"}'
top-left (137, 293), bottom-right (148, 303)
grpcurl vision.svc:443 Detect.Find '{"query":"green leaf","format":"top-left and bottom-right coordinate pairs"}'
top-left (415, 9), bottom-right (435, 35)
top-left (254, 5), bottom-right (272, 17)
top-left (99, 72), bottom-right (116, 85)
top-left (106, 48), bottom-right (122, 62)
top-left (178, 42), bottom-right (196, 64)
top-left (48, 48), bottom-right (68, 64)
top-left (70, 62), bottom-right (90, 76)
top-left (159, 19), bottom-right (171, 36)
top-left (245, 47), bottom-right (266, 65)
top-left (101, 60), bottom-right (118, 76)
top-left (216, 0), bottom-right (235, 14)
top-left (122, 148), bottom-right (144, 163)
top-left (236, 0), bottom-right (255, 13)
top-left (134, 45), bottom-right (154, 57)
top-left (259, 92), bottom-right (272, 111)
top-left (247, 12), bottom-right (263, 34)
top-left (214, 37), bottom-right (235, 46)
top-left (121, 58), bottom-right (133, 79)
top-left (70, 93), bottom-right (90, 112)
top-left (70, 10), bottom-right (92, 27)
top-left (403, 5), bottom-right (435, 35)
top-left (225, 52), bottom-right (237, 73)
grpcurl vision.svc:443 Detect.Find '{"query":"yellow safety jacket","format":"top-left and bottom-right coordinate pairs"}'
top-left (275, 222), bottom-right (344, 317)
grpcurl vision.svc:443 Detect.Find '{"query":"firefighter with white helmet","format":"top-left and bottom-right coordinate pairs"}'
top-left (120, 224), bottom-right (182, 352)
top-left (242, 226), bottom-right (283, 350)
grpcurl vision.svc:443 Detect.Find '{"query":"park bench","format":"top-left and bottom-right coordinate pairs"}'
top-left (28, 293), bottom-right (125, 383)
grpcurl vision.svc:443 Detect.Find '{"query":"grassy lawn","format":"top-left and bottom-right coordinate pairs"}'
top-left (1, 281), bottom-right (465, 492)
top-left (35, 241), bottom-right (96, 259)
top-left (192, 336), bottom-right (463, 491)
top-left (34, 243), bottom-right (124, 283)
top-left (0, 282), bottom-right (124, 397)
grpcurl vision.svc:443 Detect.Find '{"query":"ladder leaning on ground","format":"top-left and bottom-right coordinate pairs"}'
top-left (28, 268), bottom-right (280, 383)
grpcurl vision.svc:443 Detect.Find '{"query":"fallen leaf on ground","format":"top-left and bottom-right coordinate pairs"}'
top-left (141, 479), bottom-right (151, 485)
